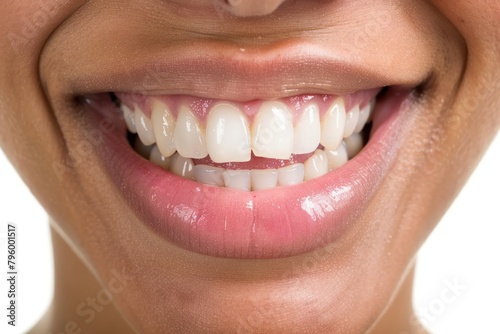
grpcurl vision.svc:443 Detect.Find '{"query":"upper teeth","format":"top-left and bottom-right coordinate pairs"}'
top-left (121, 95), bottom-right (374, 162)
top-left (320, 98), bottom-right (346, 151)
top-left (207, 103), bottom-right (252, 163)
top-left (135, 107), bottom-right (156, 146)
top-left (174, 105), bottom-right (209, 159)
top-left (252, 101), bottom-right (294, 159)
top-left (151, 101), bottom-right (177, 158)
top-left (293, 103), bottom-right (321, 154)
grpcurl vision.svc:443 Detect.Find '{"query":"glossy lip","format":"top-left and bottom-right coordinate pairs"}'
top-left (82, 87), bottom-right (412, 259)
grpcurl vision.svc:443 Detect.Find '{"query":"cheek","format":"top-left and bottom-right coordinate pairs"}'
top-left (2, 1), bottom-right (87, 54)
top-left (0, 1), bottom-right (83, 176)
top-left (0, 1), bottom-right (93, 236)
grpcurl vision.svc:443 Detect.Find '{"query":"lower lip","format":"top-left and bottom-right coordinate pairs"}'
top-left (87, 91), bottom-right (409, 259)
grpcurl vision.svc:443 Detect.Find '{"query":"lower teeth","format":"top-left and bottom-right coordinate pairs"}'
top-left (131, 131), bottom-right (367, 191)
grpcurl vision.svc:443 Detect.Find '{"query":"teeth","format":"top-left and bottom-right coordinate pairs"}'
top-left (128, 94), bottom-right (375, 189)
top-left (149, 145), bottom-right (170, 169)
top-left (292, 103), bottom-right (321, 154)
top-left (169, 153), bottom-right (195, 180)
top-left (134, 137), bottom-right (154, 159)
top-left (121, 104), bottom-right (137, 133)
top-left (325, 142), bottom-right (348, 171)
top-left (206, 103), bottom-right (252, 163)
top-left (223, 170), bottom-right (251, 191)
top-left (174, 105), bottom-right (208, 159)
top-left (252, 101), bottom-right (294, 159)
top-left (343, 105), bottom-right (360, 138)
top-left (344, 133), bottom-right (364, 159)
top-left (251, 169), bottom-right (278, 191)
top-left (304, 150), bottom-right (329, 181)
top-left (193, 165), bottom-right (225, 186)
top-left (354, 103), bottom-right (371, 134)
top-left (151, 101), bottom-right (177, 158)
top-left (135, 107), bottom-right (156, 146)
top-left (278, 164), bottom-right (305, 186)
top-left (321, 98), bottom-right (346, 151)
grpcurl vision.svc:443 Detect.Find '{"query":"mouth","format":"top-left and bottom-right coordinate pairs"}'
top-left (76, 82), bottom-right (418, 259)
top-left (47, 35), bottom-right (429, 259)
top-left (117, 89), bottom-right (380, 188)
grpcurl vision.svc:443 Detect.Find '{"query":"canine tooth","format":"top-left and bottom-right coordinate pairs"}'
top-left (149, 145), bottom-right (170, 169)
top-left (354, 103), bottom-right (371, 133)
top-left (344, 133), bottom-right (364, 159)
top-left (193, 165), bottom-right (225, 187)
top-left (135, 107), bottom-right (156, 146)
top-left (252, 101), bottom-right (294, 159)
top-left (223, 170), bottom-right (251, 191)
top-left (304, 150), bottom-right (329, 181)
top-left (278, 164), bottom-right (305, 186)
top-left (321, 98), bottom-right (346, 151)
top-left (292, 103), bottom-right (321, 154)
top-left (343, 105), bottom-right (360, 138)
top-left (121, 104), bottom-right (137, 133)
top-left (206, 104), bottom-right (251, 163)
top-left (169, 153), bottom-right (195, 180)
top-left (325, 143), bottom-right (348, 170)
top-left (134, 137), bottom-right (154, 159)
top-left (151, 101), bottom-right (176, 158)
top-left (251, 169), bottom-right (278, 191)
top-left (174, 106), bottom-right (208, 159)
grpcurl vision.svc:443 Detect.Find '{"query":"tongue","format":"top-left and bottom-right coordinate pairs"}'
top-left (193, 152), bottom-right (315, 170)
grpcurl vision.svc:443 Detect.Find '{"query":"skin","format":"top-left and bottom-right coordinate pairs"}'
top-left (1, 0), bottom-right (499, 333)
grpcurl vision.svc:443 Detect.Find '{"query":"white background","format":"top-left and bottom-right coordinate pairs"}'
top-left (0, 134), bottom-right (499, 334)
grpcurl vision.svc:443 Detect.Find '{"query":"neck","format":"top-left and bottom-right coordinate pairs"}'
top-left (29, 227), bottom-right (134, 334)
top-left (32, 226), bottom-right (426, 334)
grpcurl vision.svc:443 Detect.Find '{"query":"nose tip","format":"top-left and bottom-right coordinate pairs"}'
top-left (225, 0), bottom-right (288, 17)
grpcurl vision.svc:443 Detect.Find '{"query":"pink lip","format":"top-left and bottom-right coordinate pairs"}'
top-left (84, 88), bottom-right (410, 259)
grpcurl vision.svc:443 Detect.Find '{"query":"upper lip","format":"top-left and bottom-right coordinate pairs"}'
top-left (55, 39), bottom-right (428, 102)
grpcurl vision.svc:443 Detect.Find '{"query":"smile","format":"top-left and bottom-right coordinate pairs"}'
top-left (116, 90), bottom-right (379, 190)
top-left (79, 81), bottom-right (416, 259)
top-left (54, 38), bottom-right (428, 260)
